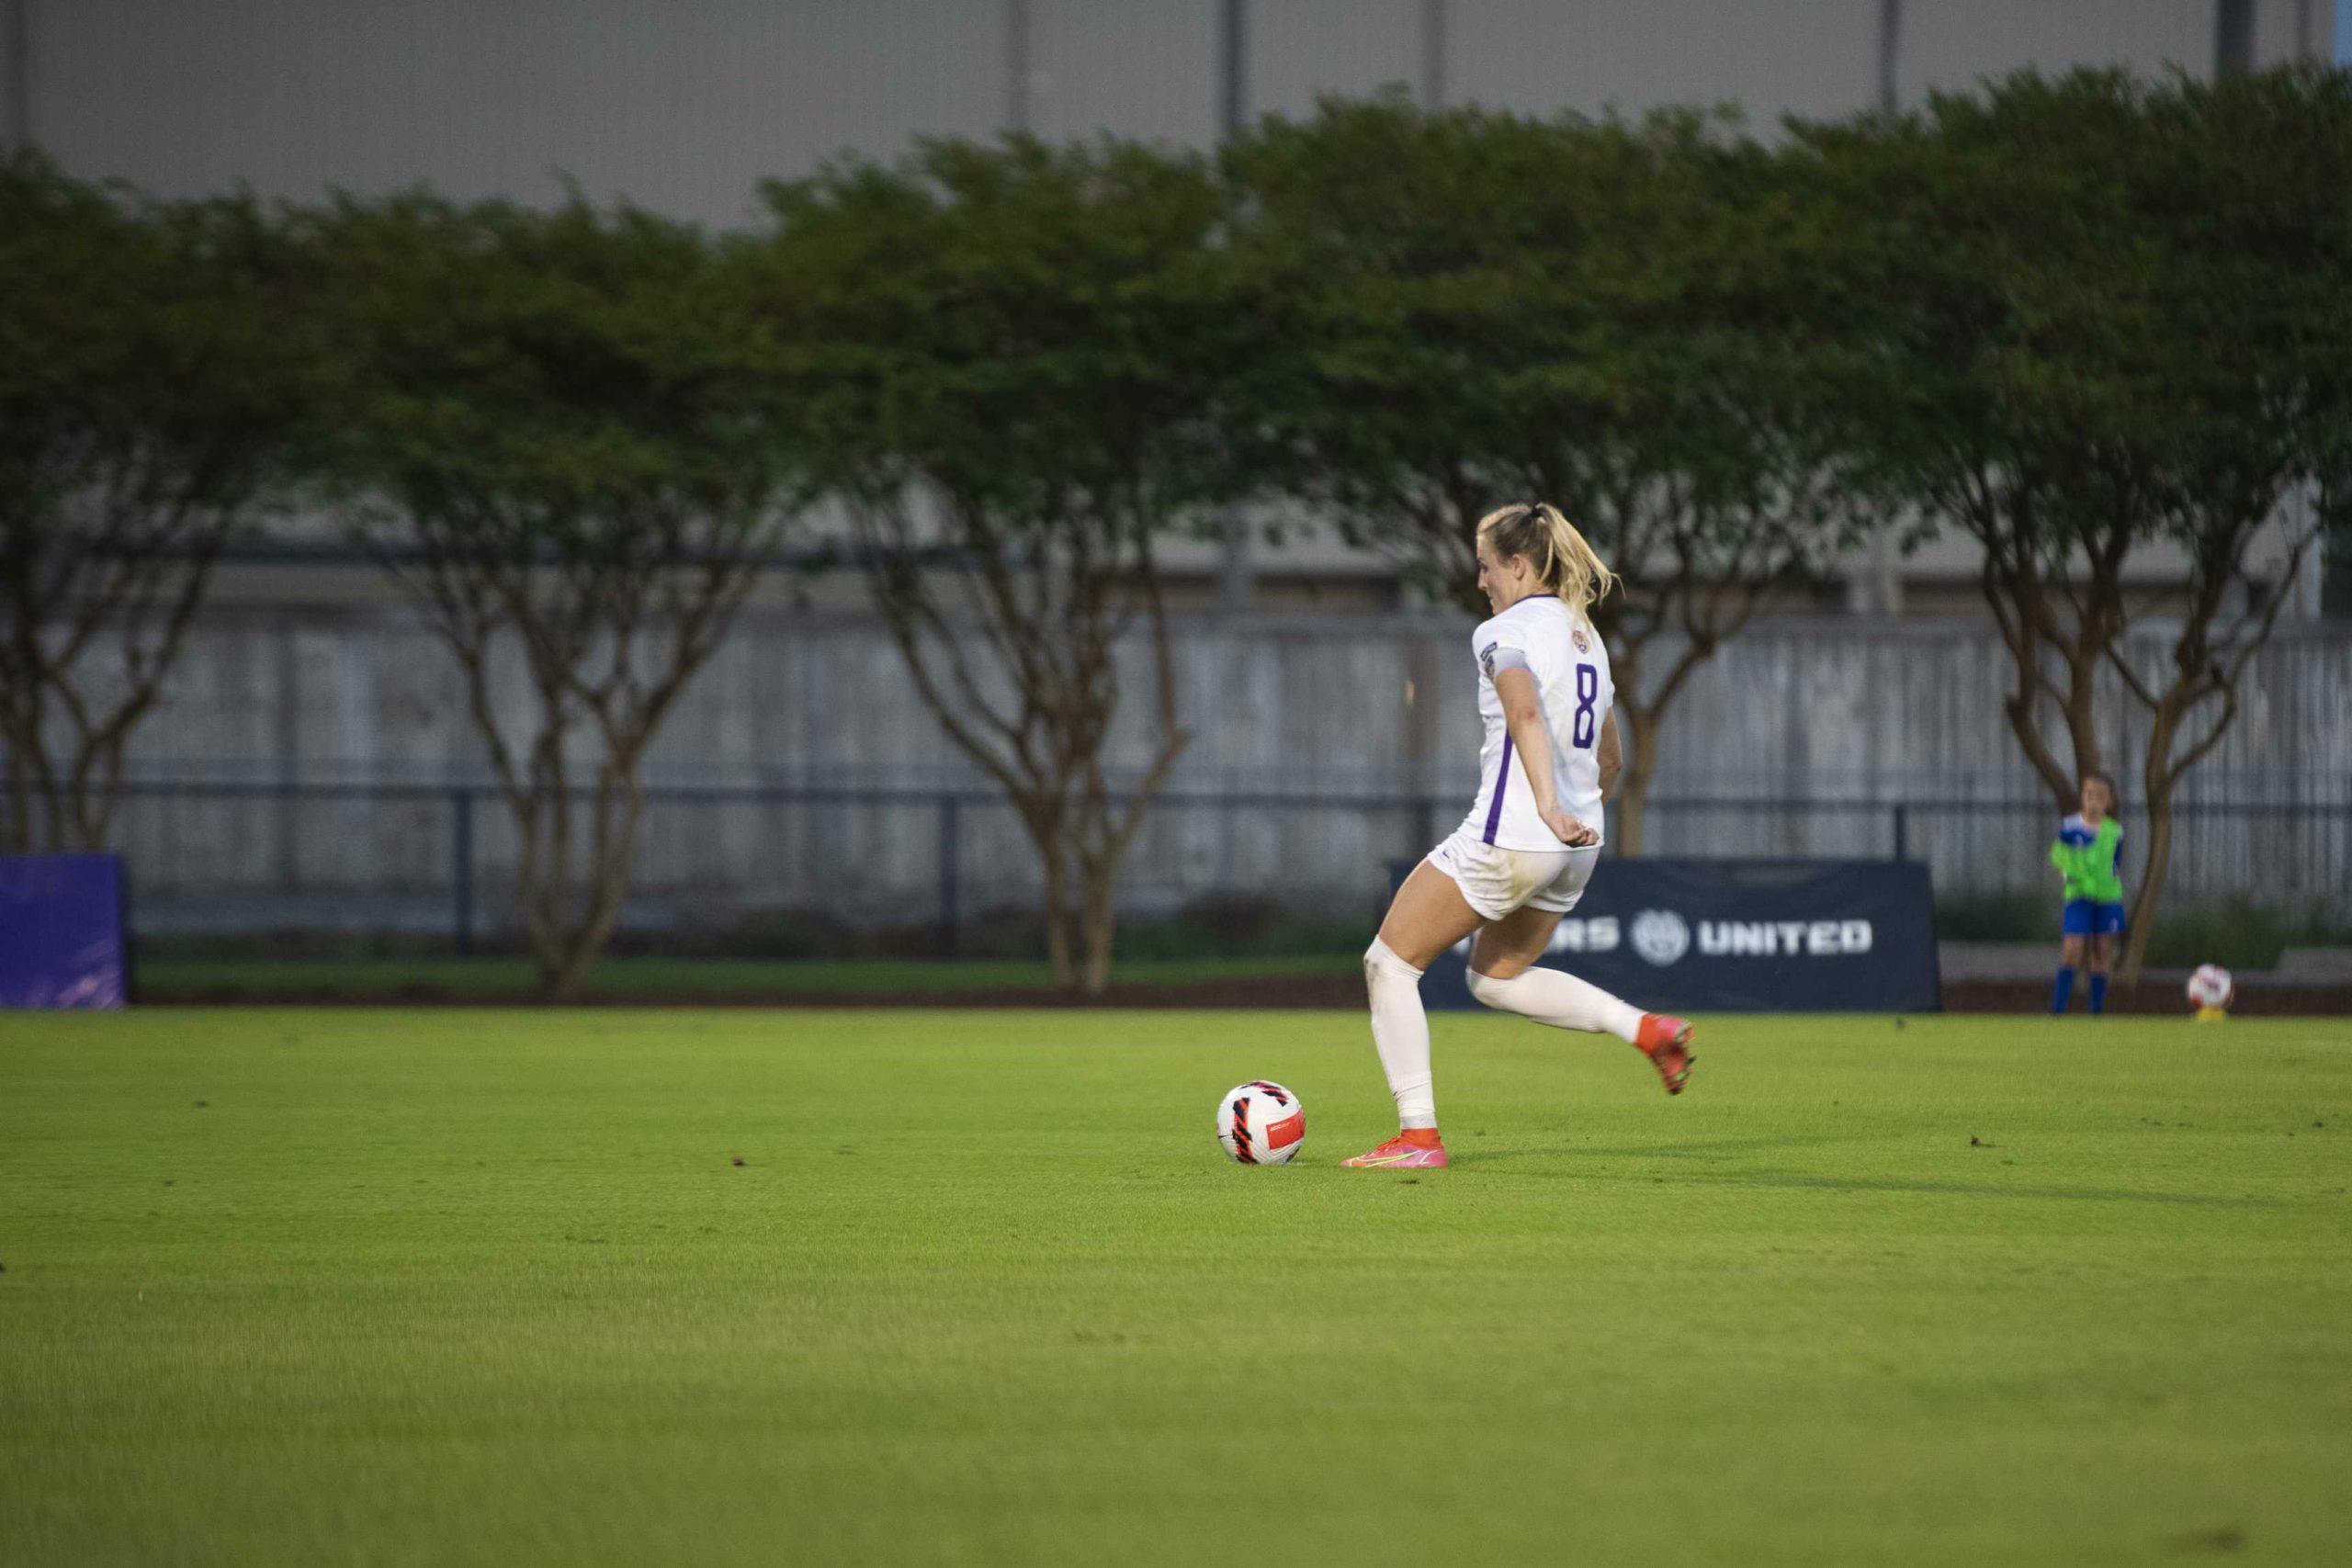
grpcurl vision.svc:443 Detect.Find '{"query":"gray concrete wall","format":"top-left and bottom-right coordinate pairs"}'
top-left (89, 604), bottom-right (2352, 931)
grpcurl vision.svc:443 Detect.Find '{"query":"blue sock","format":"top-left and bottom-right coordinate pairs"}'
top-left (2088, 974), bottom-right (2108, 1015)
top-left (2051, 965), bottom-right (2075, 1013)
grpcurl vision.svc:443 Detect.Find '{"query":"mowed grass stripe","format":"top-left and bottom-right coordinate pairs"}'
top-left (3, 1010), bottom-right (2347, 1566)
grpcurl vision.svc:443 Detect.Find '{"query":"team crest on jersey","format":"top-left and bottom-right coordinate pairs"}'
top-left (1572, 626), bottom-right (1590, 653)
top-left (1479, 640), bottom-right (1499, 677)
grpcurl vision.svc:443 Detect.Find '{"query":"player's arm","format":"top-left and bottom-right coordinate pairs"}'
top-left (1596, 709), bottom-right (1623, 803)
top-left (1492, 664), bottom-right (1597, 847)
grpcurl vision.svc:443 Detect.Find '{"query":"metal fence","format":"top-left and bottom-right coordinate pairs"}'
top-left (42, 778), bottom-right (2352, 945)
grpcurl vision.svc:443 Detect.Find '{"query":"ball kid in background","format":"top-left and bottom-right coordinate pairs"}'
top-left (2051, 772), bottom-right (2127, 1015)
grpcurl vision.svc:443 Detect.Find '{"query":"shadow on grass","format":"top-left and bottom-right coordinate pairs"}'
top-left (1465, 1148), bottom-right (2292, 1209)
top-left (1471, 1133), bottom-right (1871, 1165)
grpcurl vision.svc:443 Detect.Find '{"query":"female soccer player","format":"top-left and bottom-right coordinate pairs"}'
top-left (1343, 503), bottom-right (1693, 1170)
top-left (2050, 772), bottom-right (2126, 1014)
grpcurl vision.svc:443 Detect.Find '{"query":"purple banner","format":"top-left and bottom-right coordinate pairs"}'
top-left (0, 854), bottom-right (129, 1010)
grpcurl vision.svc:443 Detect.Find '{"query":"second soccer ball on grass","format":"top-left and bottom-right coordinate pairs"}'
top-left (2188, 964), bottom-right (2233, 1019)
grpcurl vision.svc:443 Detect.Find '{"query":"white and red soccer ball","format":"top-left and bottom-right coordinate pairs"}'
top-left (2187, 964), bottom-right (2233, 1011)
top-left (1217, 1080), bottom-right (1306, 1165)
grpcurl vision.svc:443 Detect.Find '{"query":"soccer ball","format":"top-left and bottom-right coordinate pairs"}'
top-left (2187, 964), bottom-right (2233, 1011)
top-left (1216, 1080), bottom-right (1306, 1165)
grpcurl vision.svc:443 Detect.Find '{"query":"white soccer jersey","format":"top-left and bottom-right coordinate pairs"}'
top-left (1456, 594), bottom-right (1613, 852)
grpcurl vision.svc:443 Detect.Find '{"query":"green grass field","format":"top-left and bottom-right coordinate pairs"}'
top-left (4, 1009), bottom-right (2348, 1566)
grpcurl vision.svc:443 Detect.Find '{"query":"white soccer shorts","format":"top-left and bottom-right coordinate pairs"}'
top-left (1424, 828), bottom-right (1600, 922)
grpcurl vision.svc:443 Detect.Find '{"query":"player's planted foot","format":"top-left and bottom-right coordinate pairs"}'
top-left (1636, 1012), bottom-right (1694, 1095)
top-left (1341, 1130), bottom-right (1449, 1168)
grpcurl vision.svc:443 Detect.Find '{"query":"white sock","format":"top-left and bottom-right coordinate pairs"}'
top-left (1363, 938), bottom-right (1436, 1129)
top-left (1466, 965), bottom-right (1645, 1043)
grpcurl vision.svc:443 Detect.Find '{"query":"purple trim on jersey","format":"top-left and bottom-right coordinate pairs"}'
top-left (1482, 736), bottom-right (1514, 845)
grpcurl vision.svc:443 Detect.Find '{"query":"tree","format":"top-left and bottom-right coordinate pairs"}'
top-left (307, 195), bottom-right (799, 1000)
top-left (1802, 67), bottom-right (2352, 981)
top-left (1225, 99), bottom-right (1860, 851)
top-left (0, 157), bottom-right (309, 851)
top-left (751, 139), bottom-right (1241, 992)
top-left (1568, 129), bottom-right (1867, 849)
top-left (2098, 68), bottom-right (2352, 979)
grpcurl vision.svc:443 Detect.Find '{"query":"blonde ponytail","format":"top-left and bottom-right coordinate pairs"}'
top-left (1476, 502), bottom-right (1617, 615)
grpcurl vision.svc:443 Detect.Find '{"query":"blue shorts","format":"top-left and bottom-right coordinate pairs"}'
top-left (2063, 899), bottom-right (2127, 937)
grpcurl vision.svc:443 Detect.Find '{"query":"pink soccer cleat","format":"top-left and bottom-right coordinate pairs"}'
top-left (1636, 1012), bottom-right (1695, 1095)
top-left (1341, 1134), bottom-right (1450, 1169)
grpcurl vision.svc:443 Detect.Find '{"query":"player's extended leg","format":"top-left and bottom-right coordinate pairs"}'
top-left (1465, 906), bottom-right (1693, 1094)
top-left (2053, 932), bottom-right (2086, 1014)
top-left (1343, 862), bottom-right (1484, 1169)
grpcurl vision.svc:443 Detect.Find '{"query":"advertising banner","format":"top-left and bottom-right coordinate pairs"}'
top-left (0, 854), bottom-right (130, 1010)
top-left (1418, 857), bottom-right (1940, 1013)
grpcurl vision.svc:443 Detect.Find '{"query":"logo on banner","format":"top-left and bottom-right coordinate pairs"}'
top-left (1630, 908), bottom-right (1690, 966)
top-left (1699, 920), bottom-right (1875, 956)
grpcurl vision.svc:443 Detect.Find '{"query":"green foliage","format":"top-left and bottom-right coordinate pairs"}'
top-left (752, 135), bottom-right (1243, 521)
top-left (1799, 67), bottom-right (2352, 570)
top-left (0, 154), bottom-right (316, 849)
top-left (2141, 898), bottom-right (2352, 972)
top-left (1932, 887), bottom-right (2350, 969)
top-left (1224, 95), bottom-right (1861, 611)
top-left (300, 192), bottom-right (791, 541)
top-left (0, 154), bottom-right (311, 499)
top-left (1103, 894), bottom-right (1368, 961)
top-left (1219, 94), bottom-right (1591, 586)
top-left (1932, 891), bottom-right (2062, 943)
